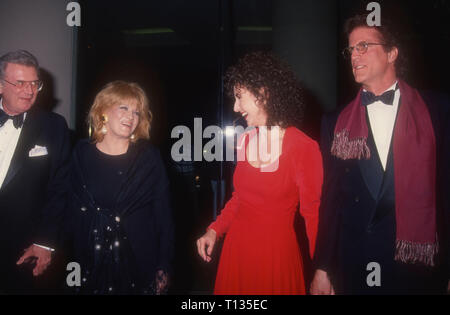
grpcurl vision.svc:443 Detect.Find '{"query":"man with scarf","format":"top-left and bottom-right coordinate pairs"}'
top-left (311, 14), bottom-right (450, 294)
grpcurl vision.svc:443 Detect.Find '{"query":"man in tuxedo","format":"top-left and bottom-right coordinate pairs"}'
top-left (310, 15), bottom-right (450, 294)
top-left (0, 50), bottom-right (70, 293)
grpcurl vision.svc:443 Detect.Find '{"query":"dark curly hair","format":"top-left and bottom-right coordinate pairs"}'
top-left (344, 14), bottom-right (407, 78)
top-left (224, 51), bottom-right (305, 129)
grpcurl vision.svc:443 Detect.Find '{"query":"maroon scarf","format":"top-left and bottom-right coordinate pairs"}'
top-left (331, 80), bottom-right (438, 266)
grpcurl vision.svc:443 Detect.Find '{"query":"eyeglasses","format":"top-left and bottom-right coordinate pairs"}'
top-left (2, 78), bottom-right (43, 92)
top-left (342, 41), bottom-right (386, 59)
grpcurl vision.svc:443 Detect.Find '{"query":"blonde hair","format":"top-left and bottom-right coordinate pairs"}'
top-left (88, 81), bottom-right (152, 143)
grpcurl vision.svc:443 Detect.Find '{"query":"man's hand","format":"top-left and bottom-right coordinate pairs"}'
top-left (310, 269), bottom-right (335, 295)
top-left (16, 245), bottom-right (52, 276)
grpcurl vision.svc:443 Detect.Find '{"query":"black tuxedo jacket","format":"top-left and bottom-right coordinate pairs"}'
top-left (314, 91), bottom-right (450, 294)
top-left (0, 106), bottom-right (71, 274)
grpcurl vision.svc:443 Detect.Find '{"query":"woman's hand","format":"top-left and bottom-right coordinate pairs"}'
top-left (310, 269), bottom-right (335, 295)
top-left (196, 229), bottom-right (217, 263)
top-left (155, 270), bottom-right (169, 295)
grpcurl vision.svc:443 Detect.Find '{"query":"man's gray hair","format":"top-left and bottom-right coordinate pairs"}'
top-left (0, 50), bottom-right (39, 79)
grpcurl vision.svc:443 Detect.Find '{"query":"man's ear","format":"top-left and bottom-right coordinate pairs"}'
top-left (388, 47), bottom-right (398, 64)
top-left (0, 81), bottom-right (3, 94)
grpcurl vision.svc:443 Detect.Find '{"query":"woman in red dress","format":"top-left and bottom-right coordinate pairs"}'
top-left (196, 52), bottom-right (323, 295)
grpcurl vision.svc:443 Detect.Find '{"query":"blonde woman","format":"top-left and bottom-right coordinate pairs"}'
top-left (66, 81), bottom-right (173, 294)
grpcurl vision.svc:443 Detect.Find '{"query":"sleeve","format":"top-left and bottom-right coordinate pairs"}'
top-left (152, 150), bottom-right (175, 274)
top-left (294, 138), bottom-right (323, 259)
top-left (208, 191), bottom-right (239, 239)
top-left (34, 115), bottom-right (71, 249)
top-left (313, 115), bottom-right (341, 273)
top-left (208, 131), bottom-right (249, 239)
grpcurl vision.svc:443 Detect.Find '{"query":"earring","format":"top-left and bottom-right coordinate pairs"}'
top-left (88, 119), bottom-right (93, 138)
top-left (101, 114), bottom-right (108, 135)
top-left (130, 134), bottom-right (135, 140)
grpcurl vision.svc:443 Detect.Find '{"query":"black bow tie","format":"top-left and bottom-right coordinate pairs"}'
top-left (0, 109), bottom-right (25, 129)
top-left (361, 89), bottom-right (396, 106)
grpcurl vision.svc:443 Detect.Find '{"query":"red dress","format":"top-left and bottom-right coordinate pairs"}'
top-left (209, 127), bottom-right (323, 295)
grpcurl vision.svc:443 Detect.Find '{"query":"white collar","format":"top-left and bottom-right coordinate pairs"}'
top-left (363, 80), bottom-right (399, 94)
top-left (385, 80), bottom-right (398, 93)
top-left (0, 98), bottom-right (27, 121)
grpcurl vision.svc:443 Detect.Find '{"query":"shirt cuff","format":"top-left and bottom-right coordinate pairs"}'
top-left (33, 243), bottom-right (55, 252)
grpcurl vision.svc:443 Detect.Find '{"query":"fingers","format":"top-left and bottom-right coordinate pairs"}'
top-left (32, 248), bottom-right (52, 276)
top-left (196, 238), bottom-right (207, 261)
top-left (16, 255), bottom-right (26, 265)
top-left (33, 259), bottom-right (43, 276)
top-left (16, 247), bottom-right (32, 265)
top-left (156, 280), bottom-right (167, 295)
top-left (155, 270), bottom-right (169, 295)
top-left (205, 238), bottom-right (214, 262)
top-left (15, 245), bottom-right (52, 276)
top-left (196, 237), bottom-right (214, 262)
top-left (206, 239), bottom-right (214, 256)
top-left (309, 284), bottom-right (322, 295)
top-left (33, 265), bottom-right (48, 276)
top-left (310, 271), bottom-right (335, 295)
top-left (310, 287), bottom-right (329, 295)
top-left (33, 255), bottom-right (51, 276)
top-left (33, 264), bottom-right (46, 276)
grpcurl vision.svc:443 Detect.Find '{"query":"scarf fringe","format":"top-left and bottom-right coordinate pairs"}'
top-left (395, 239), bottom-right (438, 267)
top-left (331, 130), bottom-right (371, 160)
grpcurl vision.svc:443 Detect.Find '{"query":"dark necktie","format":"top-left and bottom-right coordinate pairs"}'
top-left (0, 109), bottom-right (24, 129)
top-left (361, 89), bottom-right (396, 107)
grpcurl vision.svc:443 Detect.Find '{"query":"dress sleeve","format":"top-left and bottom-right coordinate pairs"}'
top-left (208, 131), bottom-right (251, 239)
top-left (294, 138), bottom-right (323, 259)
top-left (208, 191), bottom-right (239, 238)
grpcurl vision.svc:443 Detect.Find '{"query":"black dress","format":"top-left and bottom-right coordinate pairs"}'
top-left (66, 139), bottom-right (174, 294)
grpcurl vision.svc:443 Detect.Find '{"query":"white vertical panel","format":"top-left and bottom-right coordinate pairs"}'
top-left (0, 0), bottom-right (77, 129)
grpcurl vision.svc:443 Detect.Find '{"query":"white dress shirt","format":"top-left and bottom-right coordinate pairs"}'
top-left (0, 99), bottom-right (25, 188)
top-left (365, 81), bottom-right (400, 171)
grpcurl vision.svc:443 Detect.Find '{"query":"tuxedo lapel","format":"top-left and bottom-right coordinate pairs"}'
top-left (358, 113), bottom-right (384, 201)
top-left (370, 142), bottom-right (396, 225)
top-left (378, 135), bottom-right (395, 200)
top-left (2, 109), bottom-right (43, 188)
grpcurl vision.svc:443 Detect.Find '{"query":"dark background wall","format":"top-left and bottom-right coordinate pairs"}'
top-left (0, 0), bottom-right (77, 128)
